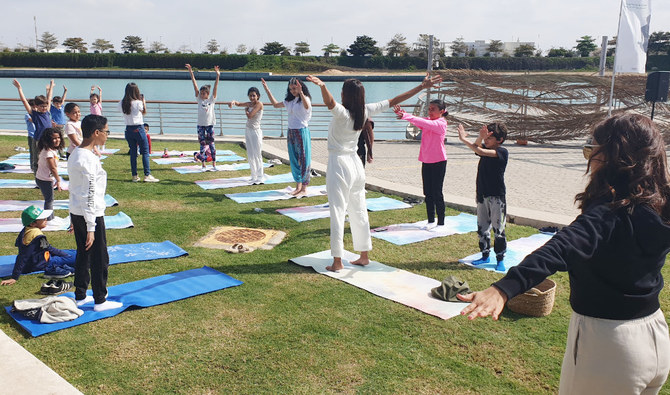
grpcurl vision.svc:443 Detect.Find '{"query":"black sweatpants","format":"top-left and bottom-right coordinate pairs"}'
top-left (421, 160), bottom-right (447, 225)
top-left (71, 214), bottom-right (109, 304)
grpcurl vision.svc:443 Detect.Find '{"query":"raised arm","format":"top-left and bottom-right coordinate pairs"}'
top-left (261, 78), bottom-right (284, 108)
top-left (388, 73), bottom-right (442, 107)
top-left (306, 75), bottom-right (335, 110)
top-left (46, 80), bottom-right (54, 107)
top-left (97, 86), bottom-right (102, 103)
top-left (61, 85), bottom-right (68, 102)
top-left (185, 64), bottom-right (199, 97)
top-left (141, 94), bottom-right (147, 115)
top-left (294, 80), bottom-right (310, 110)
top-left (12, 79), bottom-right (31, 113)
top-left (457, 124), bottom-right (498, 157)
top-left (212, 66), bottom-right (220, 100)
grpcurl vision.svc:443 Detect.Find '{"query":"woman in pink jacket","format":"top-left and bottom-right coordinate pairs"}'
top-left (394, 100), bottom-right (448, 229)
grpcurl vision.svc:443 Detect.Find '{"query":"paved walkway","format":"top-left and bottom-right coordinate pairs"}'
top-left (262, 136), bottom-right (589, 228)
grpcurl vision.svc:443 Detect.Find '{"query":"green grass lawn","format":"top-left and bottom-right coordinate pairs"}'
top-left (0, 134), bottom-right (668, 394)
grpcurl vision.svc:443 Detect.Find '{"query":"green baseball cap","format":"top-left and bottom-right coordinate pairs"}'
top-left (21, 205), bottom-right (52, 227)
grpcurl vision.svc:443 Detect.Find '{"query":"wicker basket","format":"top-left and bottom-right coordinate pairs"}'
top-left (507, 278), bottom-right (557, 317)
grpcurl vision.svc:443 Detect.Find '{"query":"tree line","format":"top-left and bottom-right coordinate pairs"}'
top-left (10, 32), bottom-right (670, 59)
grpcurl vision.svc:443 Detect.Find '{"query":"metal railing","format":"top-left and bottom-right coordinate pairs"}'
top-left (0, 98), bottom-right (419, 140)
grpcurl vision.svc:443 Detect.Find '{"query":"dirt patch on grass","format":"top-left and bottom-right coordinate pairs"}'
top-left (121, 199), bottom-right (192, 213)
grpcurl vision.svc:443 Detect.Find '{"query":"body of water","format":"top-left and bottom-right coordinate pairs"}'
top-left (0, 77), bottom-right (421, 139)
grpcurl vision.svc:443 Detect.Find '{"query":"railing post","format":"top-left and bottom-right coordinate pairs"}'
top-left (158, 103), bottom-right (164, 135)
top-left (218, 103), bottom-right (224, 136)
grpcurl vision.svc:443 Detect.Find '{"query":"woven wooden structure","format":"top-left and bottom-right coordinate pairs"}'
top-left (507, 278), bottom-right (557, 317)
top-left (420, 70), bottom-right (670, 143)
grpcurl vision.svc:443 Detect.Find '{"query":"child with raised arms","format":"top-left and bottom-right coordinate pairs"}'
top-left (13, 79), bottom-right (54, 173)
top-left (186, 64), bottom-right (220, 171)
top-left (90, 85), bottom-right (102, 115)
top-left (394, 99), bottom-right (449, 229)
top-left (36, 127), bottom-right (65, 221)
top-left (306, 73), bottom-right (442, 271)
top-left (230, 87), bottom-right (265, 184)
top-left (262, 77), bottom-right (312, 197)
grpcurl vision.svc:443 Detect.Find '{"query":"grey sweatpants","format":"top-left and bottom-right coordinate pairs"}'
top-left (476, 196), bottom-right (507, 261)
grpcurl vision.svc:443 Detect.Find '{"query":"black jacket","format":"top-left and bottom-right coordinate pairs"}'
top-left (494, 202), bottom-right (670, 320)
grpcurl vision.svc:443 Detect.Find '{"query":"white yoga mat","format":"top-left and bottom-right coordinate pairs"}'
top-left (0, 211), bottom-right (134, 232)
top-left (0, 178), bottom-right (69, 190)
top-left (196, 172), bottom-right (294, 190)
top-left (173, 162), bottom-right (272, 174)
top-left (226, 185), bottom-right (328, 203)
top-left (371, 213), bottom-right (477, 245)
top-left (0, 194), bottom-right (118, 212)
top-left (290, 249), bottom-right (468, 320)
top-left (149, 149), bottom-right (235, 157)
top-left (459, 232), bottom-right (554, 274)
top-left (0, 164), bottom-right (68, 175)
top-left (277, 196), bottom-right (411, 222)
top-left (152, 154), bottom-right (244, 165)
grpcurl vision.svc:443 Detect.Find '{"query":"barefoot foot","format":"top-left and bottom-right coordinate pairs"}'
top-left (351, 257), bottom-right (370, 266)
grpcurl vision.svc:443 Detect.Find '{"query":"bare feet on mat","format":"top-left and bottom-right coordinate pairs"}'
top-left (290, 183), bottom-right (302, 196)
top-left (351, 251), bottom-right (370, 266)
top-left (326, 257), bottom-right (344, 272)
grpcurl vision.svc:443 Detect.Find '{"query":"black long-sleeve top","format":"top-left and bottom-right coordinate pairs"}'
top-left (494, 201), bottom-right (670, 320)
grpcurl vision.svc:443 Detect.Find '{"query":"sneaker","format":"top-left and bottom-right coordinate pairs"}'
top-left (132, 175), bottom-right (140, 182)
top-left (44, 266), bottom-right (73, 279)
top-left (471, 256), bottom-right (490, 266)
top-left (40, 280), bottom-right (73, 295)
top-left (144, 174), bottom-right (159, 182)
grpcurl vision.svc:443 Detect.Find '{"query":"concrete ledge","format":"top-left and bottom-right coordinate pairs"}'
top-left (0, 329), bottom-right (82, 394)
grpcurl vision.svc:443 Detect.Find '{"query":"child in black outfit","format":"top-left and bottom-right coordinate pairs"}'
top-left (0, 205), bottom-right (75, 286)
top-left (457, 122), bottom-right (509, 272)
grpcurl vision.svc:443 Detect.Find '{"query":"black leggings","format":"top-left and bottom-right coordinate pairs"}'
top-left (71, 214), bottom-right (109, 304)
top-left (421, 160), bottom-right (447, 225)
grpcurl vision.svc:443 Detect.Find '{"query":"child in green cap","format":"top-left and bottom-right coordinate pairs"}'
top-left (0, 205), bottom-right (75, 286)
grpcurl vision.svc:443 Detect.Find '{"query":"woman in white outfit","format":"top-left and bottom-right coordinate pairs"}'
top-left (230, 87), bottom-right (265, 184)
top-left (306, 73), bottom-right (442, 271)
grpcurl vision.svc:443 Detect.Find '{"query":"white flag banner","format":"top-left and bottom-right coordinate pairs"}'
top-left (615, 0), bottom-right (652, 73)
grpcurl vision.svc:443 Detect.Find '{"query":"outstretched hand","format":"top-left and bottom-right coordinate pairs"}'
top-left (421, 73), bottom-right (443, 89)
top-left (12, 79), bottom-right (21, 89)
top-left (185, 63), bottom-right (192, 71)
top-left (393, 105), bottom-right (405, 119)
top-left (306, 75), bottom-right (324, 87)
top-left (214, 65), bottom-right (220, 76)
top-left (457, 124), bottom-right (467, 140)
top-left (229, 100), bottom-right (237, 108)
top-left (261, 78), bottom-right (268, 88)
top-left (456, 286), bottom-right (508, 320)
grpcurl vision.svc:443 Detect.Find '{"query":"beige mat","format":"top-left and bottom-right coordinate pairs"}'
top-left (194, 226), bottom-right (285, 251)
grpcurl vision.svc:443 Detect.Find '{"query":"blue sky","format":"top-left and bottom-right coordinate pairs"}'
top-left (1, 0), bottom-right (669, 55)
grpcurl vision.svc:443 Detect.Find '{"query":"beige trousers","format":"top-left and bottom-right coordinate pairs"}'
top-left (559, 309), bottom-right (670, 395)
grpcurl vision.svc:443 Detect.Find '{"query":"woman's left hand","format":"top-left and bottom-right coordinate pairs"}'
top-left (457, 286), bottom-right (508, 320)
top-left (306, 75), bottom-right (324, 87)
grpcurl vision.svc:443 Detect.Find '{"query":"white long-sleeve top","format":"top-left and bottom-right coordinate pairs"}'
top-left (327, 100), bottom-right (388, 155)
top-left (68, 147), bottom-right (107, 231)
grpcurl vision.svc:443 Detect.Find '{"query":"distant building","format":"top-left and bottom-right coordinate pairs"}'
top-left (410, 39), bottom-right (536, 57)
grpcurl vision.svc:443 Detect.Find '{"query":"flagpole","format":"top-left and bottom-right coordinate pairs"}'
top-left (608, 0), bottom-right (625, 116)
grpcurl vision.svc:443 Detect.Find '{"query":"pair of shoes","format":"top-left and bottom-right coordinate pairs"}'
top-left (144, 174), bottom-right (159, 182)
top-left (40, 279), bottom-right (73, 295)
top-left (225, 243), bottom-right (252, 253)
top-left (132, 175), bottom-right (140, 182)
top-left (44, 267), bottom-right (73, 279)
top-left (471, 256), bottom-right (490, 266)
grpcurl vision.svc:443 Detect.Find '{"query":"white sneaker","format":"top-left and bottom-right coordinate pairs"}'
top-left (144, 174), bottom-right (159, 182)
top-left (132, 175), bottom-right (140, 182)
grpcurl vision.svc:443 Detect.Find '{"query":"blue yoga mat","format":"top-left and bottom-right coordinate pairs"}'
top-left (173, 162), bottom-right (272, 174)
top-left (0, 241), bottom-right (188, 278)
top-left (459, 232), bottom-right (554, 274)
top-left (5, 266), bottom-right (243, 337)
top-left (226, 185), bottom-right (328, 204)
top-left (277, 197), bottom-right (412, 222)
top-left (0, 211), bottom-right (133, 233)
